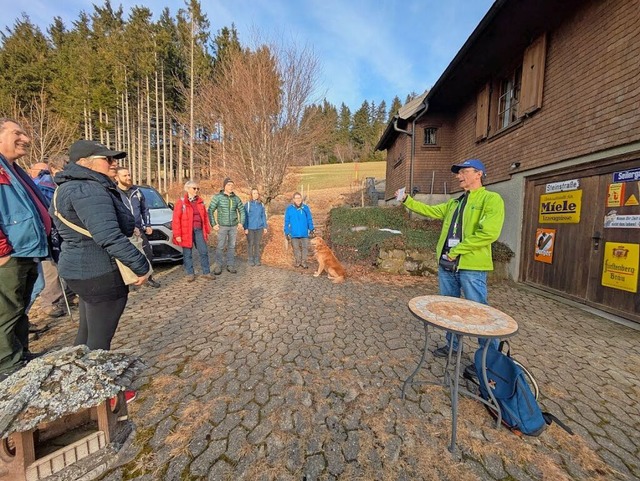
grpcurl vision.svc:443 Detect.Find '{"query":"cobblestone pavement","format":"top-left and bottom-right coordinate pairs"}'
top-left (31, 261), bottom-right (640, 481)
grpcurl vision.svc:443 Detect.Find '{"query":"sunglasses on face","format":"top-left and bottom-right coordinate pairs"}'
top-left (88, 155), bottom-right (117, 164)
top-left (190, 187), bottom-right (200, 191)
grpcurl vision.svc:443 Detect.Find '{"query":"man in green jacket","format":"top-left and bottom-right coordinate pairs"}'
top-left (208, 178), bottom-right (245, 274)
top-left (397, 159), bottom-right (505, 361)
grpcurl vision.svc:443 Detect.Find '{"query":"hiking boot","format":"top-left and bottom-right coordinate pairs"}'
top-left (227, 266), bottom-right (237, 273)
top-left (186, 274), bottom-right (196, 282)
top-left (201, 273), bottom-right (215, 280)
top-left (110, 389), bottom-right (137, 410)
top-left (21, 350), bottom-right (45, 363)
top-left (147, 278), bottom-right (161, 288)
top-left (255, 259), bottom-right (262, 266)
top-left (248, 258), bottom-right (255, 266)
top-left (302, 263), bottom-right (308, 269)
top-left (213, 266), bottom-right (222, 275)
top-left (463, 364), bottom-right (478, 381)
top-left (29, 322), bottom-right (49, 334)
top-left (44, 306), bottom-right (65, 318)
top-left (433, 345), bottom-right (461, 358)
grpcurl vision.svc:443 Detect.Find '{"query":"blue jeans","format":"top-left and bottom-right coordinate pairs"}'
top-left (183, 228), bottom-right (211, 275)
top-left (215, 225), bottom-right (238, 267)
top-left (438, 267), bottom-right (498, 351)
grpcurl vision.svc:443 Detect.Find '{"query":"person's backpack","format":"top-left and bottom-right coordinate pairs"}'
top-left (470, 342), bottom-right (573, 437)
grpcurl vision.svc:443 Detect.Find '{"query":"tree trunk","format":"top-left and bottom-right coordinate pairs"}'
top-left (83, 101), bottom-right (89, 139)
top-left (161, 63), bottom-right (168, 192)
top-left (155, 69), bottom-right (161, 191)
top-left (137, 85), bottom-right (143, 185)
top-left (189, 15), bottom-right (195, 180)
top-left (146, 76), bottom-right (152, 186)
top-left (178, 132), bottom-right (184, 184)
top-left (99, 107), bottom-right (104, 144)
top-left (105, 111), bottom-right (111, 147)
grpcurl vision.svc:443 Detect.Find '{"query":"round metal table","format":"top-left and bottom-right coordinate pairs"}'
top-left (401, 295), bottom-right (519, 453)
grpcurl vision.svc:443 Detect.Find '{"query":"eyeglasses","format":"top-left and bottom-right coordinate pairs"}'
top-left (88, 155), bottom-right (117, 164)
top-left (190, 187), bottom-right (200, 191)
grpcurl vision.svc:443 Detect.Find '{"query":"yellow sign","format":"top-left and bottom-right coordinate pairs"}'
top-left (601, 242), bottom-right (639, 293)
top-left (625, 194), bottom-right (639, 206)
top-left (539, 190), bottom-right (582, 224)
top-left (534, 228), bottom-right (555, 264)
top-left (607, 183), bottom-right (625, 207)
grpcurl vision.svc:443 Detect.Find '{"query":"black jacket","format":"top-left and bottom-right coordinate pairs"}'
top-left (51, 163), bottom-right (149, 280)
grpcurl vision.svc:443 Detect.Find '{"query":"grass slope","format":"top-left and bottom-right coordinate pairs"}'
top-left (295, 161), bottom-right (386, 190)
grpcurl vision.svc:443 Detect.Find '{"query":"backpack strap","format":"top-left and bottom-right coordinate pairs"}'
top-left (542, 412), bottom-right (574, 435)
top-left (52, 189), bottom-right (92, 238)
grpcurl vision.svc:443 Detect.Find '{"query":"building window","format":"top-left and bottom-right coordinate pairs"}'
top-left (423, 127), bottom-right (437, 145)
top-left (497, 65), bottom-right (522, 130)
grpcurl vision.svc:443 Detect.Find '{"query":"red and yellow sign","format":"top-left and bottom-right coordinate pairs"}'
top-left (534, 228), bottom-right (555, 264)
top-left (601, 242), bottom-right (639, 293)
top-left (607, 183), bottom-right (625, 207)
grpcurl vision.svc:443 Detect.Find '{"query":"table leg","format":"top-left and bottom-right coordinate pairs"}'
top-left (401, 321), bottom-right (429, 399)
top-left (480, 340), bottom-right (502, 428)
top-left (448, 334), bottom-right (464, 453)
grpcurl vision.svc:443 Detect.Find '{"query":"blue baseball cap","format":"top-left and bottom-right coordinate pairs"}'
top-left (451, 159), bottom-right (486, 174)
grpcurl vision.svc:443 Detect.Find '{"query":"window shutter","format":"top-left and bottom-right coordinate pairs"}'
top-left (475, 83), bottom-right (490, 140)
top-left (519, 34), bottom-right (547, 116)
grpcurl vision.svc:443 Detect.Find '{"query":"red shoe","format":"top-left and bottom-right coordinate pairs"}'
top-left (110, 389), bottom-right (137, 410)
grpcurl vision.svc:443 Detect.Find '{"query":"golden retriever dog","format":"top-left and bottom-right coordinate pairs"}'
top-left (310, 237), bottom-right (346, 283)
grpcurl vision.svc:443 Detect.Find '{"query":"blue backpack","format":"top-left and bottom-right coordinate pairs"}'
top-left (472, 342), bottom-right (572, 437)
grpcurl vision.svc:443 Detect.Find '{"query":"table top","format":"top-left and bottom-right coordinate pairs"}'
top-left (408, 295), bottom-right (518, 338)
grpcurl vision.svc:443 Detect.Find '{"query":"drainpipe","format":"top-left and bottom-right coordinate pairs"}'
top-left (410, 101), bottom-right (429, 194)
top-left (392, 101), bottom-right (429, 195)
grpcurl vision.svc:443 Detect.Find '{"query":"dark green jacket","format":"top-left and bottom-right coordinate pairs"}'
top-left (208, 191), bottom-right (245, 227)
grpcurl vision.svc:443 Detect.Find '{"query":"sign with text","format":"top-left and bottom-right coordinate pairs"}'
top-left (539, 190), bottom-right (582, 224)
top-left (613, 167), bottom-right (640, 183)
top-left (601, 242), bottom-right (639, 293)
top-left (604, 212), bottom-right (640, 229)
top-left (606, 183), bottom-right (625, 207)
top-left (545, 179), bottom-right (579, 193)
top-left (534, 228), bottom-right (555, 264)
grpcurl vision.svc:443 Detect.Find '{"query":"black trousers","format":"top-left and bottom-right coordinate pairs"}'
top-left (66, 270), bottom-right (129, 351)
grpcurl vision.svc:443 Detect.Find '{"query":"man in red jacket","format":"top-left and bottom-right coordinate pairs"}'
top-left (172, 180), bottom-right (213, 282)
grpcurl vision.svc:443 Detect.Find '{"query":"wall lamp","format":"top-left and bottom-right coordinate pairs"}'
top-left (510, 162), bottom-right (521, 170)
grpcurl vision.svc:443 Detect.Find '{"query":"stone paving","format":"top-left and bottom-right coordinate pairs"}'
top-left (30, 260), bottom-right (640, 481)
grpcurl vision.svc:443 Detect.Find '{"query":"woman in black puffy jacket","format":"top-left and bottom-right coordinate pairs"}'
top-left (51, 140), bottom-right (150, 351)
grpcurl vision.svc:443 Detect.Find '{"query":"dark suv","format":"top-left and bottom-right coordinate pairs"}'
top-left (139, 186), bottom-right (182, 263)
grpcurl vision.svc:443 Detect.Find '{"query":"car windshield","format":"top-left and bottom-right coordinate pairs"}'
top-left (140, 187), bottom-right (168, 209)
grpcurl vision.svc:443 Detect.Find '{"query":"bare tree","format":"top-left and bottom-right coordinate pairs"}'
top-left (194, 38), bottom-right (324, 201)
top-left (19, 93), bottom-right (76, 166)
top-left (333, 141), bottom-right (357, 164)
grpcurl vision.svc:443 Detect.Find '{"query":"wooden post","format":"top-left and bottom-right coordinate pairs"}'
top-left (0, 430), bottom-right (35, 481)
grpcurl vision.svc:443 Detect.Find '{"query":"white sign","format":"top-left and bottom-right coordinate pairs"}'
top-left (604, 212), bottom-right (640, 229)
top-left (545, 179), bottom-right (580, 193)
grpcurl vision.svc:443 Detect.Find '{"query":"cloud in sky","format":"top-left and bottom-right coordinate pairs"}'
top-left (0, 0), bottom-right (494, 111)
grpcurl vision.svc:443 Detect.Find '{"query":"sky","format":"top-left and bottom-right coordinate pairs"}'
top-left (0, 0), bottom-right (495, 112)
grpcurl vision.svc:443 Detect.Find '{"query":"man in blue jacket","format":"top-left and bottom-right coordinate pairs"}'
top-left (0, 119), bottom-right (51, 380)
top-left (283, 192), bottom-right (315, 268)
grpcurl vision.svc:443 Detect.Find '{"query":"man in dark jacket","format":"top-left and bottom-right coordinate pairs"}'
top-left (0, 119), bottom-right (51, 380)
top-left (208, 178), bottom-right (245, 274)
top-left (115, 167), bottom-right (160, 288)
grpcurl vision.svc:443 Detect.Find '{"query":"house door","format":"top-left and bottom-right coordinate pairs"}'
top-left (521, 158), bottom-right (640, 322)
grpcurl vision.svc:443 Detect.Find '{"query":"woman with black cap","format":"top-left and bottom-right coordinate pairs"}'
top-left (51, 140), bottom-right (150, 402)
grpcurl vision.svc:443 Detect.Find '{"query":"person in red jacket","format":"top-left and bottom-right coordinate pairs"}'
top-left (172, 180), bottom-right (213, 282)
